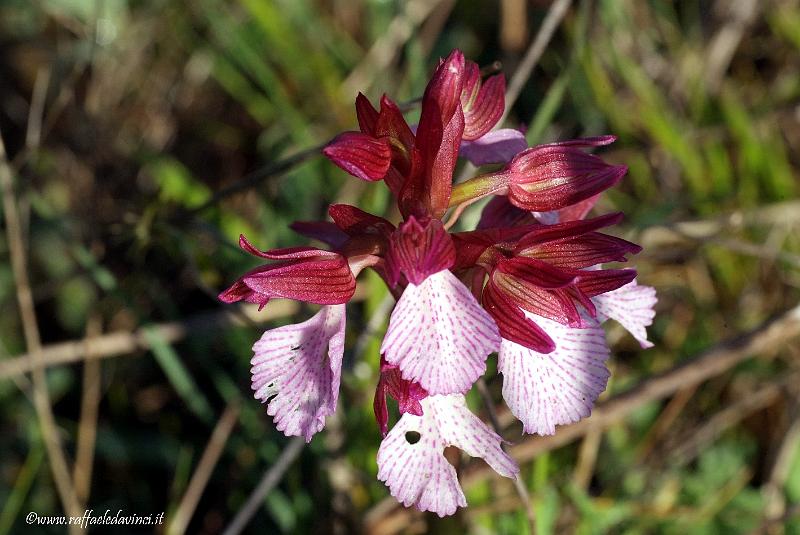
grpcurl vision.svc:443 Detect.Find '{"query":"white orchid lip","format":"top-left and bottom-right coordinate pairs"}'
top-left (377, 394), bottom-right (519, 517)
top-left (499, 312), bottom-right (610, 436)
top-left (593, 279), bottom-right (658, 348)
top-left (381, 270), bottom-right (500, 395)
top-left (250, 304), bottom-right (346, 442)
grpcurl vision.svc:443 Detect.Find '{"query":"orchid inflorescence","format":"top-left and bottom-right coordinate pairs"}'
top-left (219, 49), bottom-right (656, 517)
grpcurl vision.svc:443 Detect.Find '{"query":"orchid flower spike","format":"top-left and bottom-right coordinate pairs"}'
top-left (219, 49), bottom-right (656, 517)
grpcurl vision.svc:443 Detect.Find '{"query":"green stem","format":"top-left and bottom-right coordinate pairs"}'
top-left (448, 172), bottom-right (509, 207)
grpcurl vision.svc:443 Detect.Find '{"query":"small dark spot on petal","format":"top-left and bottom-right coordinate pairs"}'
top-left (405, 431), bottom-right (421, 444)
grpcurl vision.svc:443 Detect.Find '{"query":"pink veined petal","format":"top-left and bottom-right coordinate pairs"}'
top-left (377, 394), bottom-right (519, 517)
top-left (250, 304), bottom-right (346, 442)
top-left (592, 279), bottom-right (657, 348)
top-left (498, 312), bottom-right (611, 436)
top-left (381, 270), bottom-right (500, 395)
top-left (460, 129), bottom-right (529, 166)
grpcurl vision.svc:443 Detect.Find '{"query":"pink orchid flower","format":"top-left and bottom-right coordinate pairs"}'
top-left (219, 49), bottom-right (656, 517)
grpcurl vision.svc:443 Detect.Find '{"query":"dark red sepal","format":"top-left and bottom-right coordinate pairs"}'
top-left (384, 216), bottom-right (455, 286)
top-left (513, 213), bottom-right (624, 251)
top-left (328, 204), bottom-right (395, 237)
top-left (520, 232), bottom-right (642, 269)
top-left (460, 60), bottom-right (505, 141)
top-left (477, 195), bottom-right (536, 230)
top-left (482, 282), bottom-right (555, 353)
top-left (240, 255), bottom-right (356, 305)
top-left (356, 92), bottom-right (379, 135)
top-left (373, 356), bottom-right (428, 437)
top-left (289, 221), bottom-right (349, 249)
top-left (401, 50), bottom-right (466, 218)
top-left (574, 267), bottom-right (637, 297)
top-left (323, 132), bottom-right (392, 182)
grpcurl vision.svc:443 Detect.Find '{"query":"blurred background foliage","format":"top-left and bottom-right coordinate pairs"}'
top-left (1, 0), bottom-right (799, 533)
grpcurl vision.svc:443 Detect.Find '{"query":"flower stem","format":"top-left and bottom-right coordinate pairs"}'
top-left (448, 172), bottom-right (508, 208)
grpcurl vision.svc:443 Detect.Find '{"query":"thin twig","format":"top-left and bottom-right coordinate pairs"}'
top-left (571, 429), bottom-right (602, 491)
top-left (168, 402), bottom-right (241, 535)
top-left (668, 374), bottom-right (798, 465)
top-left (443, 196), bottom-right (480, 230)
top-left (0, 302), bottom-right (300, 380)
top-left (475, 378), bottom-right (536, 531)
top-left (500, 0), bottom-right (573, 126)
top-left (761, 393), bottom-right (800, 522)
top-left (25, 68), bottom-right (50, 152)
top-left (73, 315), bottom-right (103, 507)
top-left (468, 304), bottom-right (800, 483)
top-left (635, 385), bottom-right (697, 462)
top-left (190, 143), bottom-right (325, 213)
top-left (0, 286), bottom-right (366, 380)
top-left (637, 200), bottom-right (800, 247)
top-left (353, 293), bottom-right (395, 361)
top-left (0, 133), bottom-right (82, 527)
top-left (221, 437), bottom-right (305, 535)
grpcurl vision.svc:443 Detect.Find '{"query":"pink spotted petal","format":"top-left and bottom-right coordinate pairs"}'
top-left (250, 304), bottom-right (346, 442)
top-left (593, 279), bottom-right (657, 348)
top-left (381, 270), bottom-right (500, 395)
top-left (460, 129), bottom-right (528, 166)
top-left (498, 313), bottom-right (611, 436)
top-left (377, 394), bottom-right (519, 517)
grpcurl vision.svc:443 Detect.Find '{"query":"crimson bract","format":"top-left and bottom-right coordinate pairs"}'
top-left (219, 50), bottom-right (657, 517)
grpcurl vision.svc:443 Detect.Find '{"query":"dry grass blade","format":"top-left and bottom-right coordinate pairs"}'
top-left (190, 143), bottom-right (326, 213)
top-left (0, 133), bottom-right (82, 528)
top-left (73, 316), bottom-right (103, 506)
top-left (341, 0), bottom-right (446, 99)
top-left (0, 286), bottom-right (367, 380)
top-left (572, 429), bottom-right (602, 491)
top-left (0, 301), bottom-right (301, 380)
top-left (500, 0), bottom-right (573, 124)
top-left (168, 402), bottom-right (241, 535)
top-left (668, 374), bottom-right (799, 465)
top-left (222, 436), bottom-right (305, 535)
